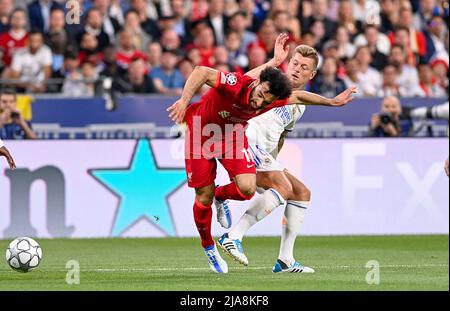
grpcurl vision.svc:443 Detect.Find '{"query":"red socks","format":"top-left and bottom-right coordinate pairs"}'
top-left (193, 199), bottom-right (214, 248)
top-left (215, 182), bottom-right (254, 201)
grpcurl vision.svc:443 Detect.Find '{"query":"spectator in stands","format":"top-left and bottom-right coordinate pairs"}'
top-left (431, 59), bottom-right (449, 92)
top-left (0, 88), bottom-right (36, 140)
top-left (377, 64), bottom-right (405, 97)
top-left (228, 10), bottom-right (257, 54)
top-left (245, 45), bottom-right (267, 72)
top-left (27, 0), bottom-right (64, 33)
top-left (160, 29), bottom-right (181, 51)
top-left (0, 0), bottom-right (14, 33)
top-left (351, 0), bottom-right (381, 24)
top-left (99, 45), bottom-right (125, 79)
top-left (212, 46), bottom-right (228, 66)
top-left (238, 0), bottom-right (268, 33)
top-left (186, 46), bottom-right (202, 66)
top-left (130, 0), bottom-right (161, 40)
top-left (337, 0), bottom-right (363, 38)
top-left (0, 8), bottom-right (28, 73)
top-left (76, 7), bottom-right (111, 52)
top-left (7, 30), bottom-right (52, 93)
top-left (206, 0), bottom-right (228, 46)
top-left (255, 19), bottom-right (278, 58)
top-left (354, 24), bottom-right (390, 70)
top-left (392, 26), bottom-right (419, 67)
top-left (379, 0), bottom-right (398, 33)
top-left (93, 0), bottom-right (122, 45)
top-left (225, 30), bottom-right (248, 69)
top-left (77, 32), bottom-right (104, 67)
top-left (354, 45), bottom-right (382, 96)
top-left (150, 48), bottom-right (184, 96)
top-left (302, 0), bottom-right (337, 43)
top-left (123, 9), bottom-right (151, 51)
top-left (272, 9), bottom-right (301, 42)
top-left (418, 63), bottom-right (447, 97)
top-left (390, 6), bottom-right (427, 63)
top-left (45, 8), bottom-right (74, 74)
top-left (178, 57), bottom-right (194, 81)
top-left (341, 57), bottom-right (364, 97)
top-left (311, 57), bottom-right (347, 98)
top-left (193, 25), bottom-right (216, 67)
top-left (147, 41), bottom-right (162, 69)
top-left (369, 96), bottom-right (411, 137)
top-left (309, 19), bottom-right (328, 52)
top-left (47, 50), bottom-right (79, 93)
top-left (116, 30), bottom-right (147, 71)
top-left (170, 0), bottom-right (192, 45)
top-left (62, 61), bottom-right (97, 97)
top-left (424, 15), bottom-right (449, 64)
top-left (413, 0), bottom-right (440, 30)
top-left (388, 44), bottom-right (421, 97)
top-left (335, 26), bottom-right (357, 59)
top-left (113, 57), bottom-right (156, 94)
top-left (157, 14), bottom-right (178, 33)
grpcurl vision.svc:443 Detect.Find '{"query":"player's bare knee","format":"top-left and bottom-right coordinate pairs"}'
top-left (277, 182), bottom-right (293, 200)
top-left (237, 183), bottom-right (256, 199)
top-left (195, 187), bottom-right (214, 206)
top-left (291, 184), bottom-right (311, 202)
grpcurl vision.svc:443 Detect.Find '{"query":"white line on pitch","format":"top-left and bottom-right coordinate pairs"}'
top-left (48, 263), bottom-right (448, 273)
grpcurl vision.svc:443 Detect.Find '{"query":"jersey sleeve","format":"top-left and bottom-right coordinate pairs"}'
top-left (0, 138), bottom-right (4, 148)
top-left (213, 71), bottom-right (244, 97)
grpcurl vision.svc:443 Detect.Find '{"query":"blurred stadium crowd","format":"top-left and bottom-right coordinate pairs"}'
top-left (0, 0), bottom-right (448, 98)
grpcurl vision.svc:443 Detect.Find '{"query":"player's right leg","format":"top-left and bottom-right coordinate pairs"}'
top-left (186, 156), bottom-right (228, 273)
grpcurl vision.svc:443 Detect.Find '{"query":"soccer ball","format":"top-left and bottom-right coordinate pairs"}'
top-left (5, 237), bottom-right (43, 273)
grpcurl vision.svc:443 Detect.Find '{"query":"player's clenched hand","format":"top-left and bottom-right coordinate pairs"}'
top-left (167, 98), bottom-right (188, 123)
top-left (0, 146), bottom-right (16, 170)
top-left (330, 87), bottom-right (358, 107)
top-left (273, 33), bottom-right (290, 66)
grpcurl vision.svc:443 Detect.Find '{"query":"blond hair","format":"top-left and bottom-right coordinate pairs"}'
top-left (294, 45), bottom-right (319, 70)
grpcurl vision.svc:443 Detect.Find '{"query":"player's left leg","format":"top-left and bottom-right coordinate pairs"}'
top-left (273, 170), bottom-right (314, 273)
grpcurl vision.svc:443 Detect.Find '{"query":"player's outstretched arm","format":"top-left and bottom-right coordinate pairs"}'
top-left (0, 143), bottom-right (16, 170)
top-left (245, 33), bottom-right (290, 79)
top-left (167, 66), bottom-right (219, 123)
top-left (288, 87), bottom-right (358, 107)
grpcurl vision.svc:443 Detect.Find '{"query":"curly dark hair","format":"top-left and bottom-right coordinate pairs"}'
top-left (259, 67), bottom-right (292, 100)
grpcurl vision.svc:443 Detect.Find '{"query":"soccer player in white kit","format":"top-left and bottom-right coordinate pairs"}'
top-left (0, 139), bottom-right (16, 170)
top-left (216, 38), bottom-right (356, 273)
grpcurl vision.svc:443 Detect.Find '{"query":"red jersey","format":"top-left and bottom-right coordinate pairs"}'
top-left (0, 31), bottom-right (28, 66)
top-left (185, 71), bottom-right (288, 130)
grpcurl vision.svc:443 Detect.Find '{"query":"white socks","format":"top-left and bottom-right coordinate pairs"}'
top-left (229, 188), bottom-right (285, 241)
top-left (278, 200), bottom-right (309, 266)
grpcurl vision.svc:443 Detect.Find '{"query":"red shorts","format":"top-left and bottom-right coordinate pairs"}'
top-left (184, 120), bottom-right (256, 188)
top-left (185, 152), bottom-right (256, 188)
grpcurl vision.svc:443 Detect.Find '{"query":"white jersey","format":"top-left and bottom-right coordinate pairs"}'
top-left (0, 139), bottom-right (4, 148)
top-left (246, 104), bottom-right (305, 158)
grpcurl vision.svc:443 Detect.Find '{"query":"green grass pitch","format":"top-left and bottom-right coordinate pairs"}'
top-left (0, 235), bottom-right (448, 291)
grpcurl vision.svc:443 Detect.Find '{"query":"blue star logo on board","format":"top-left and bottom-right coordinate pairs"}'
top-left (89, 139), bottom-right (186, 237)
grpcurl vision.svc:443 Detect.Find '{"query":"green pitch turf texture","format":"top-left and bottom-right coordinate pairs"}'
top-left (0, 235), bottom-right (448, 291)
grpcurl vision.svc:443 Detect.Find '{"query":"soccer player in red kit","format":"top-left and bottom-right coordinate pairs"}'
top-left (169, 66), bottom-right (292, 273)
top-left (168, 54), bottom-right (355, 273)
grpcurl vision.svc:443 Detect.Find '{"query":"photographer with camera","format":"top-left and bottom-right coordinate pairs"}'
top-left (369, 96), bottom-right (412, 137)
top-left (0, 89), bottom-right (37, 140)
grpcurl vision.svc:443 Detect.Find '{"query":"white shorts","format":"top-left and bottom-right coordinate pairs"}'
top-left (248, 143), bottom-right (285, 172)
